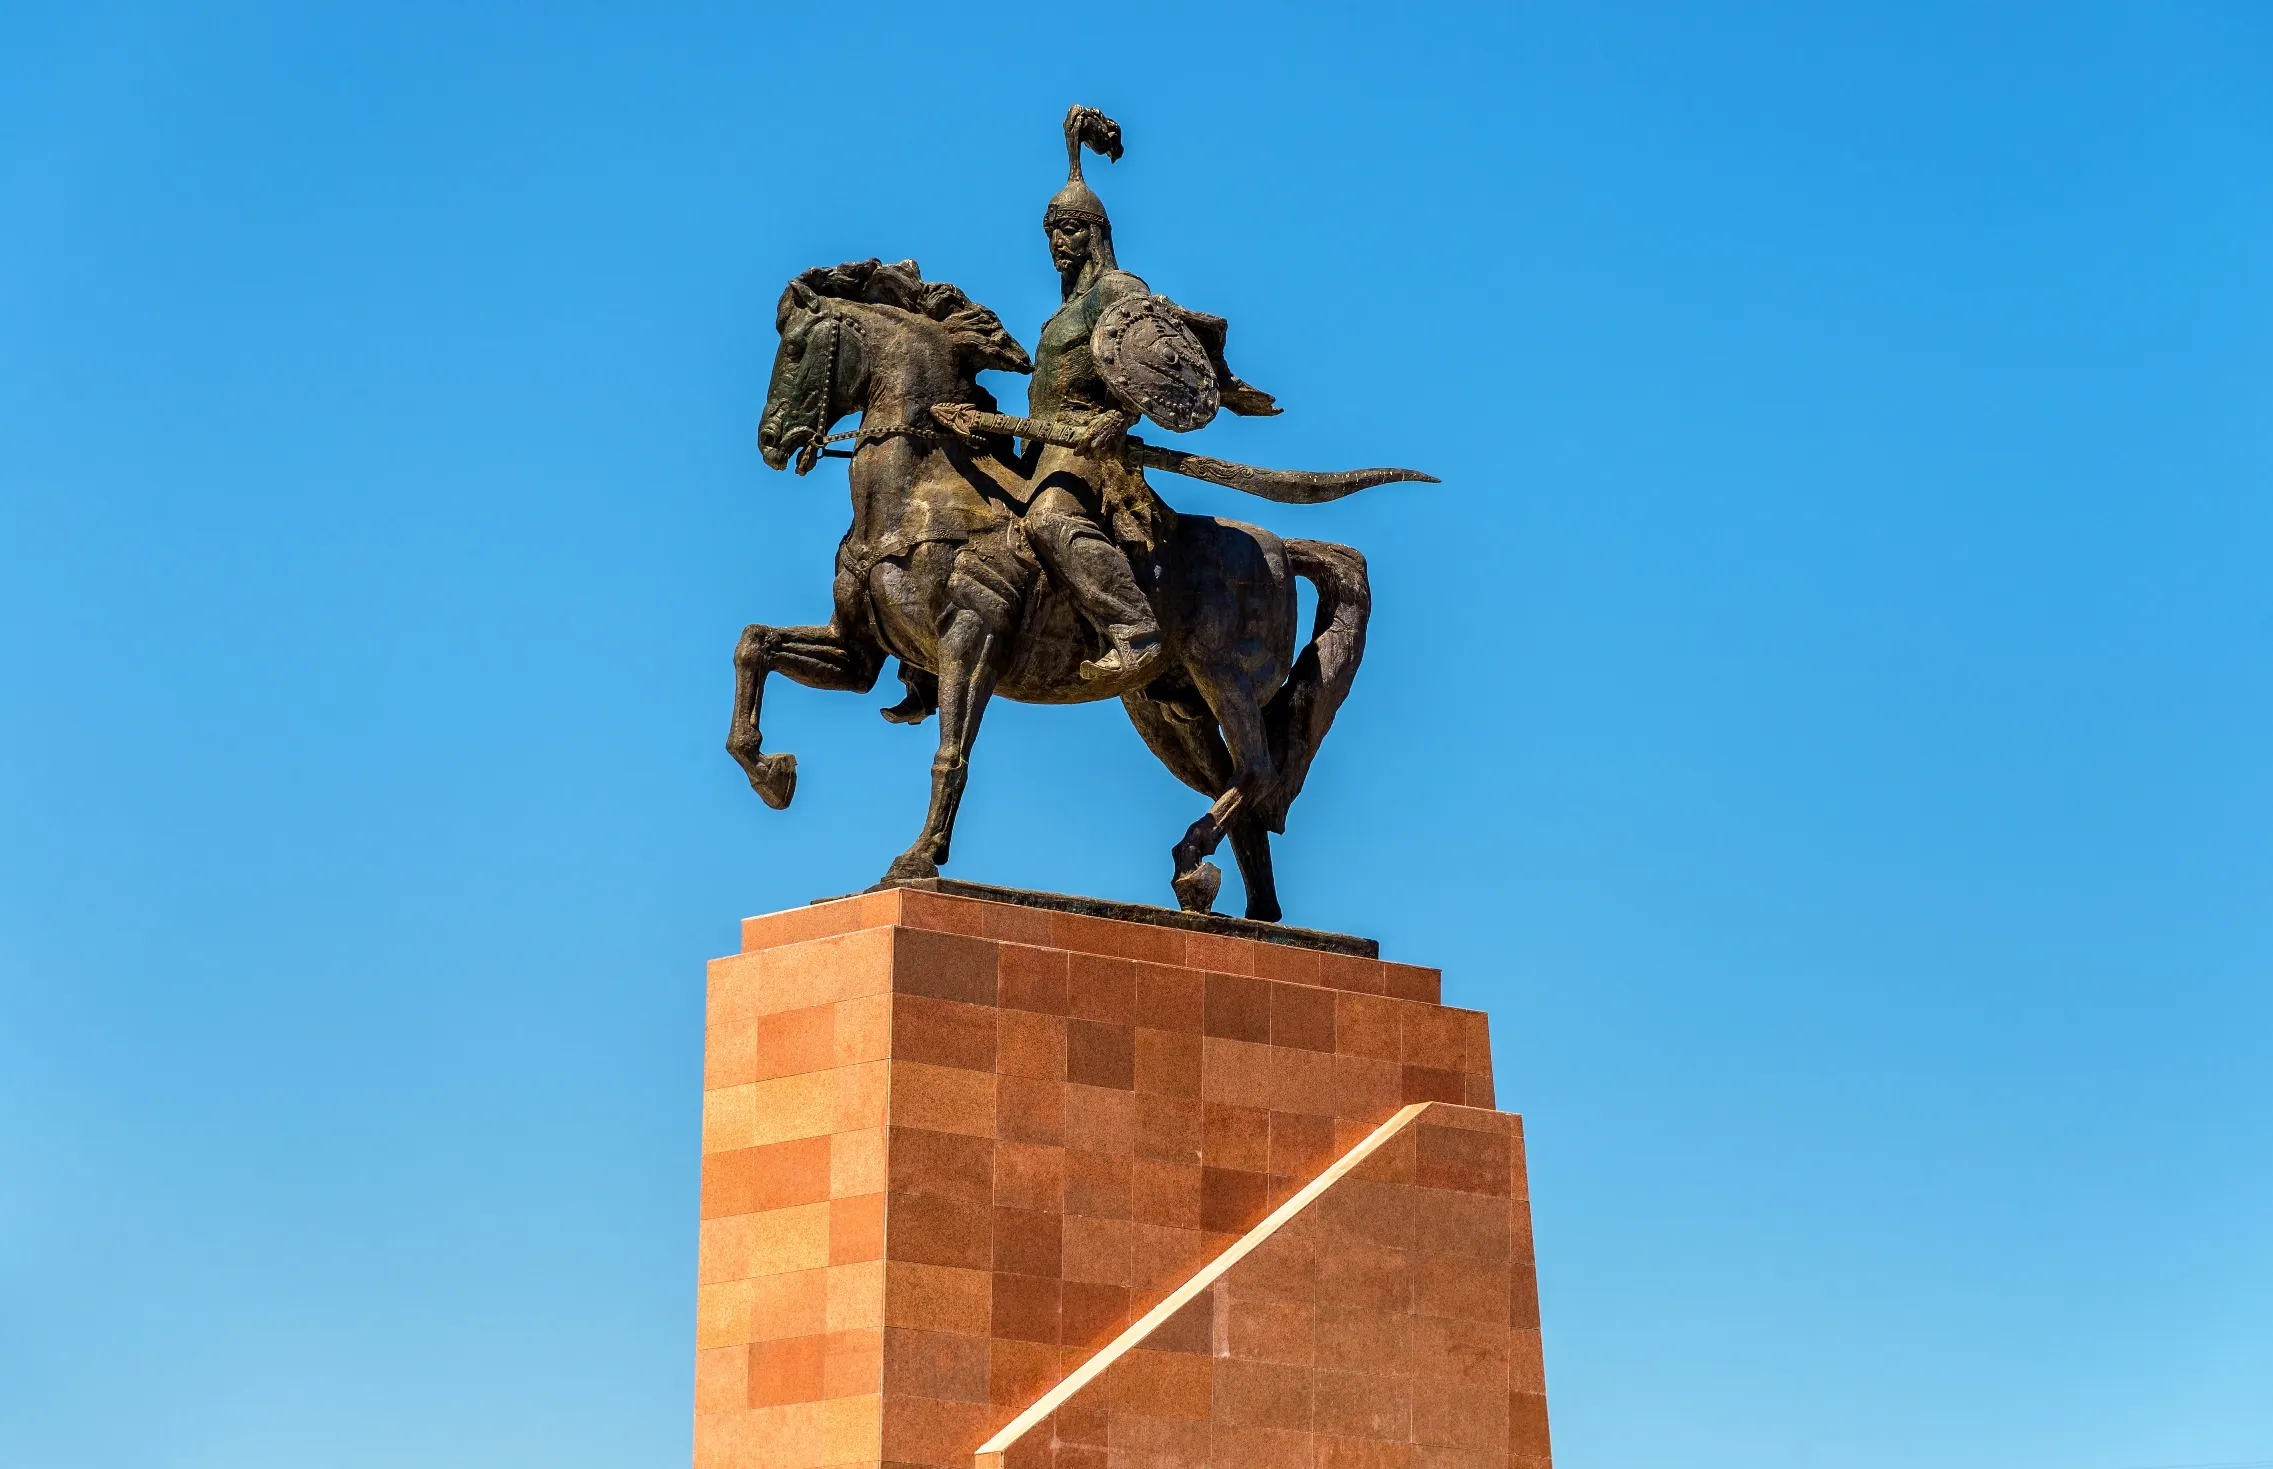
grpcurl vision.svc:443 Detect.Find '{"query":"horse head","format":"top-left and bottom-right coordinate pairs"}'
top-left (759, 259), bottom-right (1031, 475)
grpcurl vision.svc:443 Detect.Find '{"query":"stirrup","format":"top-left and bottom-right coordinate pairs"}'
top-left (1080, 633), bottom-right (1163, 683)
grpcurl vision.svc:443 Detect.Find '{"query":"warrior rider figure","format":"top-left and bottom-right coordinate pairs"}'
top-left (941, 107), bottom-right (1280, 685)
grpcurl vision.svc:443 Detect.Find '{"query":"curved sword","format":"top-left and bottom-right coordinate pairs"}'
top-left (939, 409), bottom-right (1438, 506)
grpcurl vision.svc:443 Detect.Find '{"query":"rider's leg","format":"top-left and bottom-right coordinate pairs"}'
top-left (1025, 482), bottom-right (1162, 682)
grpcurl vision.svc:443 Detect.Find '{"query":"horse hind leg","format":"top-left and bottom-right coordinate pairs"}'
top-left (1121, 687), bottom-right (1249, 918)
top-left (1226, 816), bottom-right (1280, 925)
top-left (728, 620), bottom-right (882, 809)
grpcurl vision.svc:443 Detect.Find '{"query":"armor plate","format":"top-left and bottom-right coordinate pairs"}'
top-left (1092, 294), bottom-right (1220, 433)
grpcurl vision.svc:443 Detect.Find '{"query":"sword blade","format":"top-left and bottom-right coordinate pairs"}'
top-left (934, 408), bottom-right (1438, 506)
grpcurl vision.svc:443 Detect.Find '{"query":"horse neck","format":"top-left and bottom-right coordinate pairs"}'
top-left (856, 313), bottom-right (967, 432)
top-left (842, 313), bottom-right (962, 545)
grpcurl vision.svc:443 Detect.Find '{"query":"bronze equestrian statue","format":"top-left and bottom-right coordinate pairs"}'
top-left (732, 108), bottom-right (1430, 922)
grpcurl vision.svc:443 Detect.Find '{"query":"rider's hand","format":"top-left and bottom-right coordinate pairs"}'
top-left (1076, 410), bottom-right (1130, 456)
top-left (929, 402), bottom-right (984, 444)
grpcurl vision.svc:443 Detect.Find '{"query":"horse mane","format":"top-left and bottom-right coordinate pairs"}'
top-left (792, 258), bottom-right (1033, 377)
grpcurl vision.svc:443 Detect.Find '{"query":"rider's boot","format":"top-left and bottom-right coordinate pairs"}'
top-left (1028, 513), bottom-right (1164, 683)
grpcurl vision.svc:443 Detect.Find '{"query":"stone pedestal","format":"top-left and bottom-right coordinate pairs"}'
top-left (695, 884), bottom-right (1550, 1469)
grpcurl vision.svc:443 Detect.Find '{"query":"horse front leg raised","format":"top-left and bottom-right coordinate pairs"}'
top-left (728, 620), bottom-right (884, 809)
top-left (880, 607), bottom-right (1007, 882)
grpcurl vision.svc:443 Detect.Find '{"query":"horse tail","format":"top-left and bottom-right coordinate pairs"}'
top-left (1263, 539), bottom-right (1372, 832)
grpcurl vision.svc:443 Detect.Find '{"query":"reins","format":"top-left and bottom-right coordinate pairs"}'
top-left (789, 309), bottom-right (945, 471)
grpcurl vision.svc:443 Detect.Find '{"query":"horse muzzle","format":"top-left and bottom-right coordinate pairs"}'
top-left (759, 420), bottom-right (805, 472)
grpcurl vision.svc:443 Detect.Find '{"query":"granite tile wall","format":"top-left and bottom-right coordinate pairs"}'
top-left (695, 889), bottom-right (1537, 1469)
top-left (976, 1103), bottom-right (1550, 1469)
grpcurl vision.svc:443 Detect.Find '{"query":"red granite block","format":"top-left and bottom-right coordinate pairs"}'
top-left (1108, 1348), bottom-right (1213, 1420)
top-left (756, 1003), bottom-right (836, 1081)
top-left (1183, 930), bottom-right (1260, 977)
top-left (1202, 1037), bottom-right (1278, 1110)
top-left (748, 1269), bottom-right (827, 1342)
top-left (881, 1393), bottom-right (991, 1468)
top-left (895, 889), bottom-right (992, 939)
top-left (1266, 1112), bottom-right (1338, 1184)
top-left (1059, 911), bottom-right (1190, 965)
top-left (831, 1192), bottom-right (887, 1264)
top-left (1222, 1295), bottom-right (1315, 1366)
top-left (1509, 1390), bottom-right (1552, 1457)
top-left (1334, 993), bottom-right (1401, 1063)
top-left (1413, 1253), bottom-right (1511, 1324)
top-left (1413, 1123), bottom-right (1511, 1196)
top-left (990, 1271), bottom-right (1062, 1345)
top-left (1382, 964), bottom-right (1440, 1005)
top-left (1205, 1103), bottom-right (1272, 1173)
top-left (1200, 1166), bottom-right (1272, 1234)
top-left (1269, 982), bottom-right (1337, 1053)
top-left (1132, 1158), bottom-right (1203, 1230)
top-left (1137, 1092), bottom-right (1204, 1165)
top-left (1064, 1083), bottom-right (1137, 1154)
top-left (1062, 1213), bottom-right (1136, 1287)
top-left (1313, 1304), bottom-right (1410, 1376)
top-left (825, 1326), bottom-right (885, 1398)
top-left (1064, 1150), bottom-right (1132, 1220)
top-left (987, 1013), bottom-right (1063, 1087)
top-left (1134, 1027), bottom-right (1202, 1099)
top-left (884, 1326), bottom-right (990, 1405)
top-left (1313, 1367), bottom-right (1410, 1441)
top-left (707, 965), bottom-right (759, 1090)
top-left (1400, 1066), bottom-right (1465, 1105)
top-left (1412, 1315), bottom-right (1511, 1387)
top-left (1218, 1425), bottom-right (1320, 1469)
top-left (894, 1061), bottom-right (998, 1137)
top-left (1316, 951), bottom-right (1388, 996)
top-left (1213, 1357), bottom-right (1312, 1432)
top-left (997, 944), bottom-right (1068, 1015)
top-left (1135, 964), bottom-right (1204, 1031)
top-left (1316, 1434), bottom-right (1416, 1469)
top-left (889, 1127), bottom-right (994, 1207)
top-left (1400, 1006), bottom-right (1468, 1073)
top-left (1060, 1278), bottom-right (1131, 1347)
top-left (1204, 973), bottom-right (1272, 1043)
top-left (993, 1140), bottom-right (1063, 1213)
top-left (1250, 942), bottom-right (1321, 988)
top-left (992, 1207), bottom-right (1064, 1278)
top-left (988, 1336), bottom-right (1060, 1406)
top-left (995, 1074), bottom-right (1066, 1147)
top-left (695, 1345), bottom-right (748, 1412)
top-left (1065, 1019), bottom-right (1136, 1090)
top-left (1066, 953), bottom-right (1136, 1025)
top-left (894, 928), bottom-right (999, 1006)
top-left (894, 994), bottom-right (999, 1073)
top-left (749, 1334), bottom-right (826, 1407)
top-left (886, 1261), bottom-right (992, 1337)
top-left (1145, 1290), bottom-right (1215, 1355)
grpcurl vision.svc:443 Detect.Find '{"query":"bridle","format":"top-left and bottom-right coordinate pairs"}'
top-left (780, 306), bottom-right (941, 475)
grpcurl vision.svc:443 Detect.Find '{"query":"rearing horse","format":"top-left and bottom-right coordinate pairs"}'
top-left (734, 259), bottom-right (1368, 922)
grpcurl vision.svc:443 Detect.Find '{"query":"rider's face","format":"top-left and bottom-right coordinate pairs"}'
top-left (1047, 219), bottom-right (1089, 273)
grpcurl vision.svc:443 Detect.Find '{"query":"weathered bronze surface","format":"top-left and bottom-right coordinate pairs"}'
top-left (733, 107), bottom-right (1432, 922)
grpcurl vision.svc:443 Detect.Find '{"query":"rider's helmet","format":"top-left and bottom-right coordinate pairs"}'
top-left (1044, 106), bottom-right (1120, 242)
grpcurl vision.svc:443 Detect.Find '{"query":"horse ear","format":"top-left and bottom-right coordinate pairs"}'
top-left (777, 280), bottom-right (817, 331)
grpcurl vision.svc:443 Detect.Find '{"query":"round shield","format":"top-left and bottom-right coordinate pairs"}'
top-left (1092, 295), bottom-right (1220, 433)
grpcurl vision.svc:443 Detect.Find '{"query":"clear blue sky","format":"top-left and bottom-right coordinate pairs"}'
top-left (3, 3), bottom-right (2268, 1467)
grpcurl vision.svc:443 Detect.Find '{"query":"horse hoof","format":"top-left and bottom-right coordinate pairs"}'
top-left (749, 752), bottom-right (798, 810)
top-left (882, 851), bottom-right (940, 882)
top-left (1172, 862), bottom-right (1222, 915)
